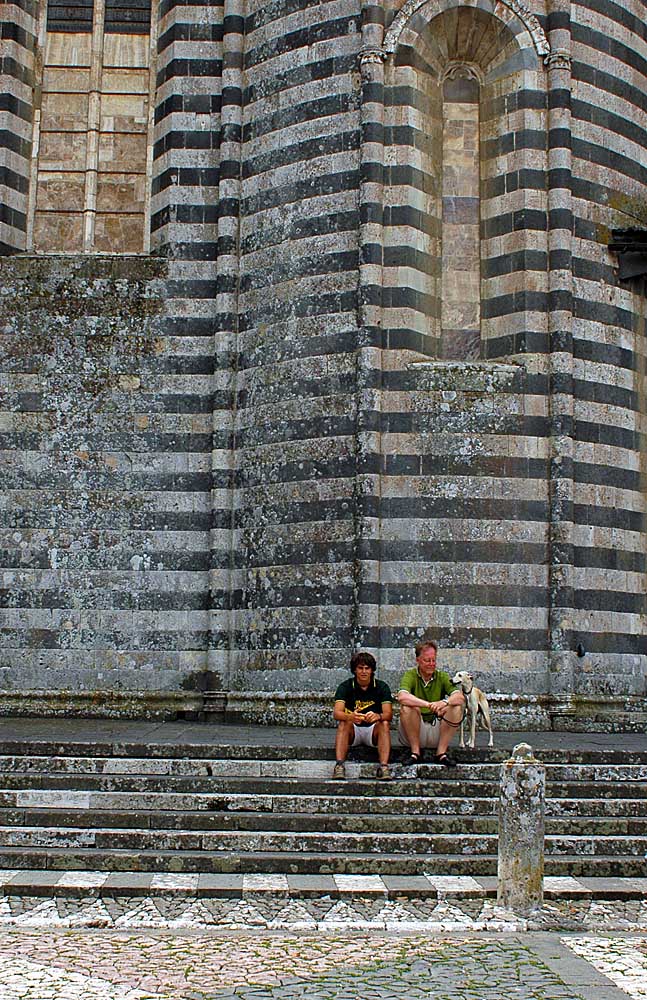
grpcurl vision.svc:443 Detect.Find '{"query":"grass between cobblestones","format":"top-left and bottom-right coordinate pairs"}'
top-left (0, 930), bottom-right (646, 999)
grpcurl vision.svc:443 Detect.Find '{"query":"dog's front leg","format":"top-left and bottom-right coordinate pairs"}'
top-left (468, 695), bottom-right (477, 748)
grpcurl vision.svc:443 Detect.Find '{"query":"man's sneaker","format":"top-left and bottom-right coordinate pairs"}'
top-left (333, 762), bottom-right (346, 780)
top-left (376, 764), bottom-right (391, 780)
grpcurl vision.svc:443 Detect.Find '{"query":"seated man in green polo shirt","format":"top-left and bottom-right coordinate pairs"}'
top-left (397, 640), bottom-right (466, 768)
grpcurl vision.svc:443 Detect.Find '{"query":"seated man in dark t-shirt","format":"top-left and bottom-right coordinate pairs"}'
top-left (332, 650), bottom-right (393, 781)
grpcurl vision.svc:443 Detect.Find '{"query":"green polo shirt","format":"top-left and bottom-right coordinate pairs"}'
top-left (399, 667), bottom-right (456, 721)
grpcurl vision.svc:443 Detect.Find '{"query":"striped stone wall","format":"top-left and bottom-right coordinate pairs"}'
top-left (227, 0), bottom-right (364, 692)
top-left (0, 254), bottom-right (213, 715)
top-left (0, 0), bottom-right (646, 726)
top-left (0, 0), bottom-right (38, 253)
top-left (567, 0), bottom-right (647, 705)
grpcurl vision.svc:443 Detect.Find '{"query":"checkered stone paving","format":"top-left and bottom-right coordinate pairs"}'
top-left (0, 930), bottom-right (642, 999)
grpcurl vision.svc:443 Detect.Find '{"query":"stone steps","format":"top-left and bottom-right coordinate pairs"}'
top-left (0, 739), bottom-right (645, 896)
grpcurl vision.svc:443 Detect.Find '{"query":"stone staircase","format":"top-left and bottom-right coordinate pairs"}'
top-left (0, 737), bottom-right (645, 883)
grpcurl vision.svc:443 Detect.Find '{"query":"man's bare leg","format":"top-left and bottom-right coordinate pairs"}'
top-left (372, 719), bottom-right (391, 765)
top-left (436, 702), bottom-right (464, 756)
top-left (335, 719), bottom-right (355, 762)
top-left (399, 704), bottom-right (422, 756)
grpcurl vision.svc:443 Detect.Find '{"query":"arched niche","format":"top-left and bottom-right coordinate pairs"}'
top-left (381, 0), bottom-right (549, 359)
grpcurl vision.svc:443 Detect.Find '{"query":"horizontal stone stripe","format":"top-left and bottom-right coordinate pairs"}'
top-left (245, 0), bottom-right (349, 34)
top-left (573, 132), bottom-right (647, 186)
top-left (242, 93), bottom-right (355, 146)
top-left (0, 509), bottom-right (214, 532)
top-left (571, 248), bottom-right (616, 286)
top-left (573, 337), bottom-right (636, 376)
top-left (0, 467), bottom-right (213, 491)
top-left (481, 169), bottom-right (546, 201)
top-left (158, 0), bottom-right (224, 16)
top-left (236, 456), bottom-right (355, 489)
top-left (243, 15), bottom-right (359, 71)
top-left (574, 584), bottom-right (647, 612)
top-left (242, 129), bottom-right (358, 181)
top-left (238, 289), bottom-right (356, 331)
top-left (0, 587), bottom-right (209, 612)
top-left (244, 249), bottom-right (358, 291)
top-left (240, 205), bottom-right (357, 253)
top-left (153, 129), bottom-right (220, 157)
top-left (372, 490), bottom-right (547, 517)
top-left (243, 54), bottom-right (354, 107)
top-left (0, 547), bottom-right (211, 571)
top-left (240, 167), bottom-right (356, 216)
top-left (0, 201), bottom-right (26, 231)
top-left (574, 546), bottom-right (645, 573)
top-left (235, 414), bottom-right (355, 449)
top-left (361, 626), bottom-right (549, 652)
top-left (576, 419), bottom-right (638, 451)
top-left (158, 21), bottom-right (224, 50)
top-left (565, 628), bottom-right (647, 656)
top-left (482, 250), bottom-right (547, 279)
top-left (0, 20), bottom-right (36, 50)
top-left (0, 164), bottom-right (28, 195)
top-left (573, 377), bottom-right (637, 412)
top-left (0, 92), bottom-right (31, 124)
top-left (155, 95), bottom-right (222, 125)
top-left (150, 204), bottom-right (219, 231)
top-left (571, 0), bottom-right (647, 48)
top-left (0, 129), bottom-right (30, 159)
top-left (156, 58), bottom-right (223, 87)
top-left (0, 55), bottom-right (34, 86)
top-left (573, 460), bottom-right (639, 490)
top-left (573, 293), bottom-right (635, 331)
top-left (573, 57), bottom-right (647, 115)
top-left (573, 103), bottom-right (647, 169)
top-left (383, 206), bottom-right (441, 237)
top-left (0, 628), bottom-right (210, 649)
top-left (573, 502), bottom-right (643, 532)
top-left (382, 246), bottom-right (439, 277)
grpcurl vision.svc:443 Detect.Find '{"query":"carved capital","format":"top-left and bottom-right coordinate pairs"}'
top-left (359, 47), bottom-right (387, 76)
top-left (544, 47), bottom-right (571, 71)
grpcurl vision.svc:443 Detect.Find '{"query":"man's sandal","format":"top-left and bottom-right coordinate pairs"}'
top-left (434, 753), bottom-right (455, 768)
top-left (405, 752), bottom-right (422, 766)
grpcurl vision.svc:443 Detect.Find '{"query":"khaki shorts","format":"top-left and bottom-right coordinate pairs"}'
top-left (398, 716), bottom-right (440, 750)
top-left (352, 723), bottom-right (377, 747)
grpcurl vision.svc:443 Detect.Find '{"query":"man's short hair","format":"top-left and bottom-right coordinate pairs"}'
top-left (350, 650), bottom-right (377, 673)
top-left (415, 640), bottom-right (438, 657)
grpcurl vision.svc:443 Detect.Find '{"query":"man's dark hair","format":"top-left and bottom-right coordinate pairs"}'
top-left (415, 639), bottom-right (438, 657)
top-left (350, 650), bottom-right (377, 674)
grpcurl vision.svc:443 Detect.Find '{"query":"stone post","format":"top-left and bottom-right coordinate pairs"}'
top-left (497, 743), bottom-right (545, 914)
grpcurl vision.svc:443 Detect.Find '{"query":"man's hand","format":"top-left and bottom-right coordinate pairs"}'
top-left (363, 711), bottom-right (380, 724)
top-left (429, 700), bottom-right (448, 717)
top-left (348, 710), bottom-right (366, 725)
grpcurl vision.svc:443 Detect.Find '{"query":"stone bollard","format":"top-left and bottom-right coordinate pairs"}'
top-left (497, 742), bottom-right (545, 915)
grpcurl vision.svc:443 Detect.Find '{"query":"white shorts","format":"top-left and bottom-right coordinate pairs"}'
top-left (398, 716), bottom-right (440, 749)
top-left (352, 723), bottom-right (377, 747)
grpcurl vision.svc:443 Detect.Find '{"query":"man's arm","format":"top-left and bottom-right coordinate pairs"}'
top-left (397, 689), bottom-right (430, 710)
top-left (333, 699), bottom-right (364, 724)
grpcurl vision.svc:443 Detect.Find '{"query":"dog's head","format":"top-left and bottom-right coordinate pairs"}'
top-left (452, 671), bottom-right (473, 689)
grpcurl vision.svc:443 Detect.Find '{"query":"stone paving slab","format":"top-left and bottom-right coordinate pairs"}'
top-left (0, 928), bottom-right (644, 999)
top-left (2, 717), bottom-right (646, 758)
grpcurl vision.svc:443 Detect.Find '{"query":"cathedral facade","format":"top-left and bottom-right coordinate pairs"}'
top-left (1, 0), bottom-right (646, 727)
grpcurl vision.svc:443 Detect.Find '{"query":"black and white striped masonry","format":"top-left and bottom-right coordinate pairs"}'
top-left (0, 0), bottom-right (646, 726)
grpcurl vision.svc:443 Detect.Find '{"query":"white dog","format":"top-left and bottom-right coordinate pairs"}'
top-left (451, 671), bottom-right (494, 748)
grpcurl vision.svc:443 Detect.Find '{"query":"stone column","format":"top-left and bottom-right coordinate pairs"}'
top-left (545, 0), bottom-right (575, 698)
top-left (353, 14), bottom-right (386, 650)
top-left (497, 742), bottom-right (545, 914)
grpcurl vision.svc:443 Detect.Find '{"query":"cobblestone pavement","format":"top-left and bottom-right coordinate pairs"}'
top-left (0, 930), bottom-right (645, 999)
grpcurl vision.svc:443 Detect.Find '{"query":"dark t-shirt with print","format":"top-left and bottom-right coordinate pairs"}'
top-left (334, 677), bottom-right (393, 727)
